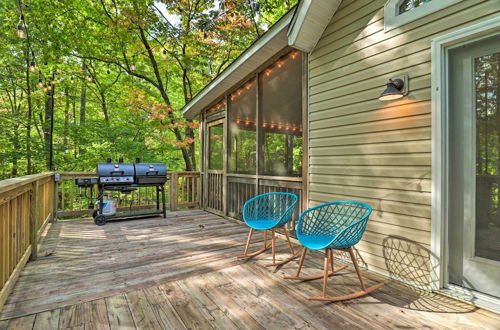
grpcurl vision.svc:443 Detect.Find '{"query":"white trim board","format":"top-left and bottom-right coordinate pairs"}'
top-left (431, 16), bottom-right (500, 311)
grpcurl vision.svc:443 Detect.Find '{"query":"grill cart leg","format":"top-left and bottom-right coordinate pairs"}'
top-left (161, 185), bottom-right (167, 218)
top-left (156, 186), bottom-right (160, 210)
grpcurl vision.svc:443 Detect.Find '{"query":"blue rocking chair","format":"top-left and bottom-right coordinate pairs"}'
top-left (238, 192), bottom-right (299, 267)
top-left (285, 201), bottom-right (384, 301)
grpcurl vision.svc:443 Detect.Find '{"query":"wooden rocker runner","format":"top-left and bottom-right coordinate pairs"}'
top-left (237, 192), bottom-right (299, 267)
top-left (285, 201), bottom-right (384, 301)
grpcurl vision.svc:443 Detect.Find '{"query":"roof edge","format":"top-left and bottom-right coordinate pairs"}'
top-left (287, 0), bottom-right (342, 53)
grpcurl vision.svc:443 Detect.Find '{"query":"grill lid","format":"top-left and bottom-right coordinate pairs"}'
top-left (134, 163), bottom-right (167, 184)
top-left (134, 163), bottom-right (167, 176)
top-left (97, 163), bottom-right (135, 184)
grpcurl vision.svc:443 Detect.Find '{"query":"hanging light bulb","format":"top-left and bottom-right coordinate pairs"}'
top-left (42, 84), bottom-right (48, 92)
top-left (162, 49), bottom-right (167, 60)
top-left (86, 74), bottom-right (93, 82)
top-left (70, 75), bottom-right (75, 83)
top-left (130, 57), bottom-right (136, 72)
top-left (29, 60), bottom-right (36, 72)
top-left (17, 15), bottom-right (26, 39)
top-left (37, 77), bottom-right (43, 89)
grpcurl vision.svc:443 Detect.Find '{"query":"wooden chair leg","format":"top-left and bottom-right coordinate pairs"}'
top-left (283, 247), bottom-right (307, 278)
top-left (271, 228), bottom-right (276, 264)
top-left (243, 228), bottom-right (254, 256)
top-left (281, 226), bottom-right (295, 254)
top-left (348, 247), bottom-right (366, 291)
top-left (237, 228), bottom-right (271, 259)
top-left (329, 249), bottom-right (334, 272)
top-left (297, 247), bottom-right (307, 276)
top-left (322, 249), bottom-right (330, 297)
top-left (309, 247), bottom-right (384, 302)
top-left (285, 247), bottom-right (347, 280)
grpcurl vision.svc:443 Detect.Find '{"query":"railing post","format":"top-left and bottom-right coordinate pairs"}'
top-left (170, 172), bottom-right (178, 211)
top-left (29, 180), bottom-right (40, 260)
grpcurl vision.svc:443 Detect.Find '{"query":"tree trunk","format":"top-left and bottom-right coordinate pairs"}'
top-left (100, 91), bottom-right (109, 122)
top-left (11, 123), bottom-right (20, 177)
top-left (25, 52), bottom-right (33, 174)
top-left (43, 86), bottom-right (55, 170)
top-left (64, 86), bottom-right (70, 147)
top-left (80, 83), bottom-right (86, 124)
top-left (79, 82), bottom-right (86, 155)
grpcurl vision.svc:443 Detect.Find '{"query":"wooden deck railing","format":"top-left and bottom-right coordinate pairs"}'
top-left (56, 172), bottom-right (200, 217)
top-left (0, 172), bottom-right (55, 310)
top-left (0, 171), bottom-right (200, 311)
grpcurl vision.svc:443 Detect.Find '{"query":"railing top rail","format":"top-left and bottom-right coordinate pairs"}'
top-left (0, 172), bottom-right (55, 195)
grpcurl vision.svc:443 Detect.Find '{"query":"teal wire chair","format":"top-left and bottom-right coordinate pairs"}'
top-left (238, 192), bottom-right (299, 267)
top-left (285, 201), bottom-right (384, 301)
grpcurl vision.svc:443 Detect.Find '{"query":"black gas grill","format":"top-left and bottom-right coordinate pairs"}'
top-left (134, 163), bottom-right (167, 185)
top-left (97, 162), bottom-right (135, 185)
top-left (93, 160), bottom-right (167, 226)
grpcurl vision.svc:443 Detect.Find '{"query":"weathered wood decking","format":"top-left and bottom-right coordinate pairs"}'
top-left (0, 210), bottom-right (498, 329)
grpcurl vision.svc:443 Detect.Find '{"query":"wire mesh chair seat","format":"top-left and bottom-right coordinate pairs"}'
top-left (286, 201), bottom-right (384, 301)
top-left (238, 192), bottom-right (300, 267)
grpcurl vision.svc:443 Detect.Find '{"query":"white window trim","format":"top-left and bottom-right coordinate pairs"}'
top-left (384, 0), bottom-right (464, 32)
top-left (431, 16), bottom-right (500, 312)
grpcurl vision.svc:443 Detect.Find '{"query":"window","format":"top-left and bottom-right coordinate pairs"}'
top-left (228, 78), bottom-right (257, 174)
top-left (399, 0), bottom-right (430, 14)
top-left (384, 0), bottom-right (463, 31)
top-left (208, 123), bottom-right (223, 170)
top-left (260, 51), bottom-right (303, 177)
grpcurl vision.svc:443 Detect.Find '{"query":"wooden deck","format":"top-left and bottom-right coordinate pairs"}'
top-left (0, 210), bottom-right (499, 329)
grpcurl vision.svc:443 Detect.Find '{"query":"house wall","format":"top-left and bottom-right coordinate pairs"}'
top-left (308, 0), bottom-right (500, 288)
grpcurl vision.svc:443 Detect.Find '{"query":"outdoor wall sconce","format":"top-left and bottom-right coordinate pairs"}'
top-left (379, 75), bottom-right (409, 101)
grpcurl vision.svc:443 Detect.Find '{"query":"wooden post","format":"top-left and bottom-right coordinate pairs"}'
top-left (170, 172), bottom-right (178, 211)
top-left (29, 180), bottom-right (40, 260)
top-left (223, 95), bottom-right (229, 216)
top-left (255, 73), bottom-right (262, 196)
top-left (301, 52), bottom-right (309, 214)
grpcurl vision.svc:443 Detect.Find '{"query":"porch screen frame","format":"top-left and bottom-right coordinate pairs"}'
top-left (201, 48), bottom-right (308, 220)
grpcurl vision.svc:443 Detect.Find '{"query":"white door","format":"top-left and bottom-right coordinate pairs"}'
top-left (448, 34), bottom-right (500, 299)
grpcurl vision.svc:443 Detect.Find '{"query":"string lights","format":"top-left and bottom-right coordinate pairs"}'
top-left (17, 15), bottom-right (26, 39)
top-left (130, 56), bottom-right (137, 71)
top-left (36, 77), bottom-right (43, 89)
top-left (233, 118), bottom-right (302, 133)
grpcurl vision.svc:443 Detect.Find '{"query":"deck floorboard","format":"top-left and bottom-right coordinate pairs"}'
top-left (1, 209), bottom-right (499, 329)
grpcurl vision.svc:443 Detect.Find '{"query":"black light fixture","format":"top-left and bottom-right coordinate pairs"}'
top-left (379, 76), bottom-right (408, 101)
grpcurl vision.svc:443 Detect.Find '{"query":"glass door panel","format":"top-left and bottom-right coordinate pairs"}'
top-left (475, 51), bottom-right (500, 262)
top-left (449, 34), bottom-right (500, 299)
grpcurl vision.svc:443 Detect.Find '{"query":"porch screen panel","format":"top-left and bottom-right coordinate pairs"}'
top-left (261, 51), bottom-right (303, 177)
top-left (208, 124), bottom-right (223, 170)
top-left (228, 78), bottom-right (257, 174)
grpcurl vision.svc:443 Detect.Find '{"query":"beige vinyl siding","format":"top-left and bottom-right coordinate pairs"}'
top-left (308, 0), bottom-right (500, 285)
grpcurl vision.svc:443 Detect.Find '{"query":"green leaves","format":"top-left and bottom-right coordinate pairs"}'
top-left (0, 0), bottom-right (296, 177)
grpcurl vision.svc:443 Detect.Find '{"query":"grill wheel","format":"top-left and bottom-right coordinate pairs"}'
top-left (94, 215), bottom-right (107, 226)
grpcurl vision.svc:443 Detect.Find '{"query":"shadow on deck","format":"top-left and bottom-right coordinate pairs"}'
top-left (1, 210), bottom-right (499, 329)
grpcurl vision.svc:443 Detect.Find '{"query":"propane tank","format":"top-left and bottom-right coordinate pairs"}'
top-left (102, 195), bottom-right (116, 215)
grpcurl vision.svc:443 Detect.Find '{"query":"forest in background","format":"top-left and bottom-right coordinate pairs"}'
top-left (0, 0), bottom-right (296, 179)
